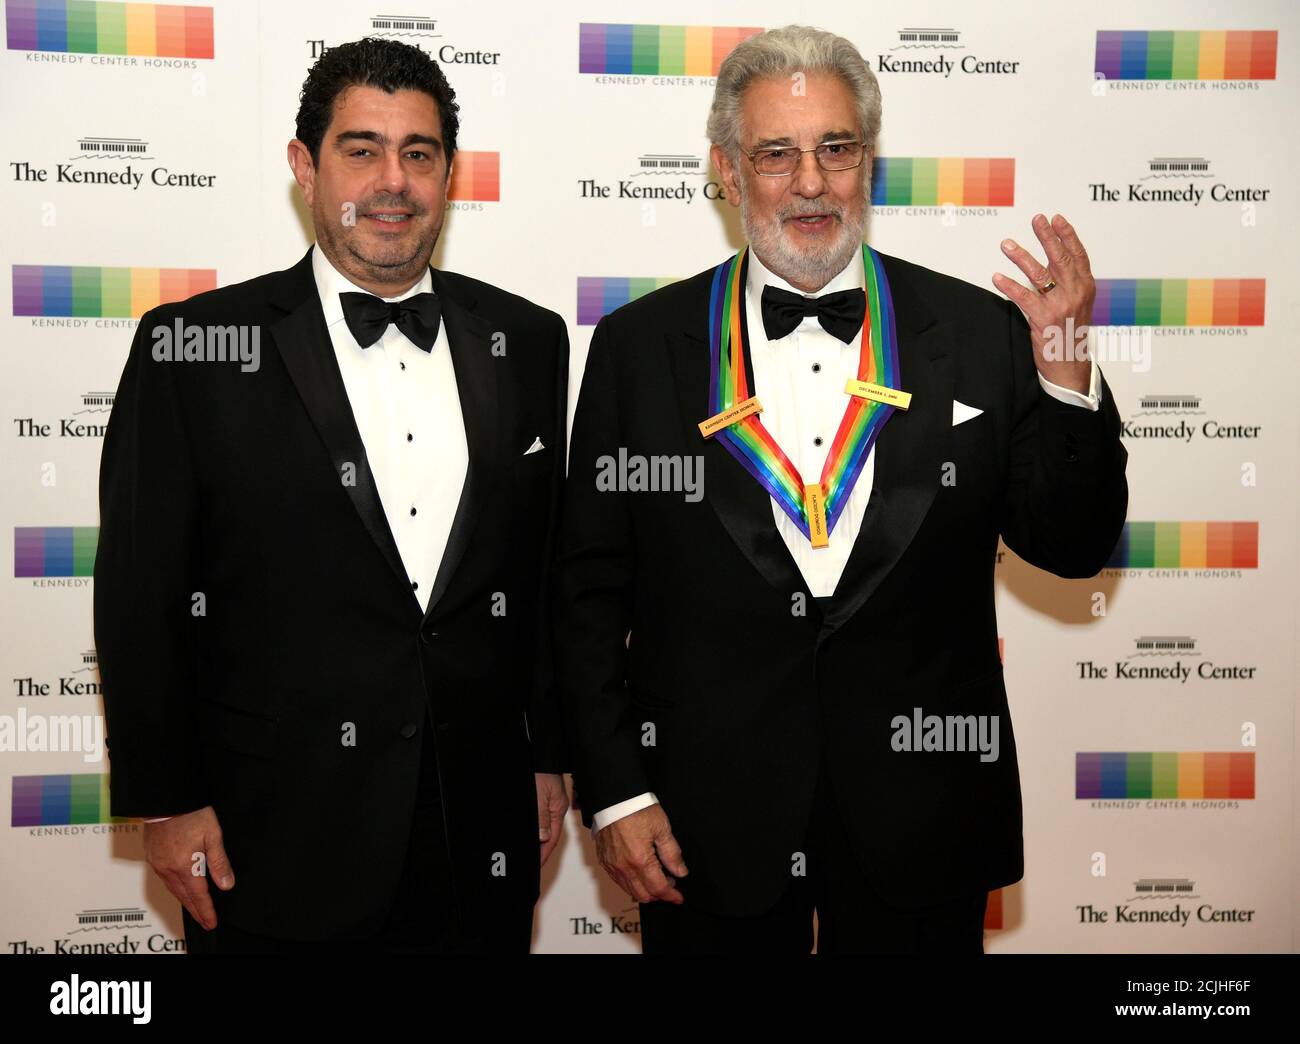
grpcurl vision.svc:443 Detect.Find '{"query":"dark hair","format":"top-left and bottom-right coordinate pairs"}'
top-left (295, 38), bottom-right (460, 168)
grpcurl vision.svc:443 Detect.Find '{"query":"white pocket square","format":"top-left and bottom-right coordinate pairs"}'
top-left (523, 436), bottom-right (545, 455)
top-left (952, 400), bottom-right (984, 426)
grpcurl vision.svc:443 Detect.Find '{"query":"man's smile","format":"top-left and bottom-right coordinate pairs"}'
top-left (787, 213), bottom-right (838, 234)
top-left (362, 210), bottom-right (415, 228)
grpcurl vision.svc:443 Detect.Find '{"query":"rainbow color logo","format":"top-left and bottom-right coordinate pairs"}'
top-left (448, 151), bottom-right (499, 202)
top-left (1095, 30), bottom-right (1277, 81)
top-left (579, 23), bottom-right (762, 76)
top-left (15, 527), bottom-right (98, 577)
top-left (577, 276), bottom-right (677, 325)
top-left (1107, 521), bottom-right (1257, 569)
top-left (1094, 279), bottom-right (1265, 326)
top-left (13, 265), bottom-right (217, 318)
top-left (12, 773), bottom-right (123, 826)
top-left (871, 158), bottom-right (1014, 207)
top-left (1076, 752), bottom-right (1255, 799)
top-left (5, 0), bottom-right (214, 58)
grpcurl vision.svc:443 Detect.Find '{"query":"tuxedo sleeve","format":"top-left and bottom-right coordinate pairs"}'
top-left (553, 316), bottom-right (648, 826)
top-left (998, 299), bottom-right (1129, 576)
top-left (526, 312), bottom-right (571, 773)
top-left (94, 306), bottom-right (210, 816)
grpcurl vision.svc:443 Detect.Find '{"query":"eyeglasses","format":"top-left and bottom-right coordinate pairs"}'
top-left (745, 139), bottom-right (865, 177)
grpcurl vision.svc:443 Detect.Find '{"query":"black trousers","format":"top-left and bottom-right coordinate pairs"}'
top-left (638, 755), bottom-right (989, 955)
top-left (183, 713), bottom-right (532, 954)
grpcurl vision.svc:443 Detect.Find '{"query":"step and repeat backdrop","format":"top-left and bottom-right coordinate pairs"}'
top-left (1, 0), bottom-right (1296, 953)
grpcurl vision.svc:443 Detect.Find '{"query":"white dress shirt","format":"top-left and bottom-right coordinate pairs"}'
top-left (143, 244), bottom-right (468, 824)
top-left (311, 243), bottom-right (468, 606)
top-left (589, 247), bottom-right (1103, 834)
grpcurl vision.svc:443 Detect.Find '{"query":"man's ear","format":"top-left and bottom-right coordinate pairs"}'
top-left (710, 143), bottom-right (742, 209)
top-left (286, 139), bottom-right (317, 207)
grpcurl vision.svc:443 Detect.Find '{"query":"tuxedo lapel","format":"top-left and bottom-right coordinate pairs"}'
top-left (422, 268), bottom-right (502, 620)
top-left (268, 249), bottom-right (418, 611)
top-left (668, 282), bottom-right (812, 603)
top-left (821, 253), bottom-right (956, 637)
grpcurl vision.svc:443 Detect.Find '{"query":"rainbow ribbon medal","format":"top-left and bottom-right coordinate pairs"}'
top-left (698, 244), bottom-right (907, 548)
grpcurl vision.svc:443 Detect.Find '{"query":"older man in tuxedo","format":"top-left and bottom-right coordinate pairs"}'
top-left (95, 38), bottom-right (569, 953)
top-left (555, 25), bottom-right (1127, 954)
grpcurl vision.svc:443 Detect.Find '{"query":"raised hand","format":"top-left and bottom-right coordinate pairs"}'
top-left (993, 212), bottom-right (1095, 394)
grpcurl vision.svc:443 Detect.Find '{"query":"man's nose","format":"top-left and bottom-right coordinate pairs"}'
top-left (376, 150), bottom-right (409, 194)
top-left (790, 149), bottom-right (828, 198)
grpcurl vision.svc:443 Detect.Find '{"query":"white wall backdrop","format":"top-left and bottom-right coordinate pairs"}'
top-left (1, 0), bottom-right (1296, 953)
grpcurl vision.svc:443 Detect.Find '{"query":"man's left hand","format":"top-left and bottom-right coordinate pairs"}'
top-left (536, 772), bottom-right (569, 867)
top-left (993, 213), bottom-right (1094, 394)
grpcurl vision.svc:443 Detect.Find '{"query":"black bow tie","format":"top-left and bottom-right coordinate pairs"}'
top-left (760, 284), bottom-right (866, 344)
top-left (339, 291), bottom-right (442, 352)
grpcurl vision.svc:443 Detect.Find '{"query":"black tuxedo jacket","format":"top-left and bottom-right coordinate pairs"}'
top-left (554, 249), bottom-right (1128, 917)
top-left (94, 247), bottom-right (568, 940)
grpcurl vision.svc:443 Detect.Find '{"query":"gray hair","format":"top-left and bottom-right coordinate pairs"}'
top-left (706, 25), bottom-right (881, 160)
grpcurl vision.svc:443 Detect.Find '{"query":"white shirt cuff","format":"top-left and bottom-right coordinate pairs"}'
top-left (142, 816), bottom-right (175, 823)
top-left (590, 792), bottom-right (659, 836)
top-left (1038, 359), bottom-right (1102, 411)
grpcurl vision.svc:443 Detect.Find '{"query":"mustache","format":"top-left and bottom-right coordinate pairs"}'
top-left (359, 196), bottom-right (427, 215)
top-left (776, 201), bottom-right (843, 221)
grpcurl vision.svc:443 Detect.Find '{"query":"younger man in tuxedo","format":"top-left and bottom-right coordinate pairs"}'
top-left (95, 38), bottom-right (569, 953)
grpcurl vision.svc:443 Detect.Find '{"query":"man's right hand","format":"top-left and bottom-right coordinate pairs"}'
top-left (142, 805), bottom-right (235, 930)
top-left (595, 804), bottom-right (689, 904)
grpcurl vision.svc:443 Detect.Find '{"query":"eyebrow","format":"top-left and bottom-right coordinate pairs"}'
top-left (333, 130), bottom-right (443, 151)
top-left (750, 129), bottom-right (859, 150)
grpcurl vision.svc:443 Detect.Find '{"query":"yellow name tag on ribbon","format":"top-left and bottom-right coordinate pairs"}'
top-left (844, 379), bottom-right (911, 410)
top-left (804, 484), bottom-right (829, 548)
top-left (698, 396), bottom-right (763, 438)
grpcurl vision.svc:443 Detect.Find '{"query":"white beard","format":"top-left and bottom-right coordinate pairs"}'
top-left (739, 184), bottom-right (868, 292)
